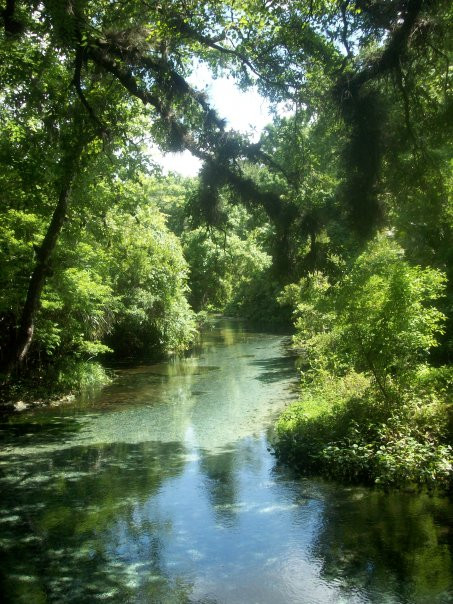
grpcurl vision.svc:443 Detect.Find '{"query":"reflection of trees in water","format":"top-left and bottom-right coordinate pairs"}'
top-left (0, 439), bottom-right (193, 603)
top-left (198, 447), bottom-right (240, 526)
top-left (198, 438), bottom-right (265, 528)
top-left (262, 466), bottom-right (453, 602)
top-left (311, 489), bottom-right (453, 602)
top-left (0, 415), bottom-right (84, 447)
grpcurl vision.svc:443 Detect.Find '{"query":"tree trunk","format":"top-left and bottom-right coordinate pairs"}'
top-left (5, 149), bottom-right (81, 377)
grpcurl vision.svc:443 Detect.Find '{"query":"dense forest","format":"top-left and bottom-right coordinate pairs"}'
top-left (0, 0), bottom-right (451, 488)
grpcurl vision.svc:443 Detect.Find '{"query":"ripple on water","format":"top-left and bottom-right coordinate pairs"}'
top-left (0, 319), bottom-right (451, 604)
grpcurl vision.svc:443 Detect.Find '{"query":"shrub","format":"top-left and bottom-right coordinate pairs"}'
top-left (275, 234), bottom-right (452, 488)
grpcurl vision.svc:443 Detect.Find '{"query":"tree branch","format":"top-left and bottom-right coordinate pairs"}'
top-left (173, 19), bottom-right (287, 91)
top-left (87, 42), bottom-right (300, 227)
top-left (1, 0), bottom-right (23, 35)
top-left (339, 0), bottom-right (423, 95)
top-left (97, 36), bottom-right (227, 131)
top-left (72, 45), bottom-right (108, 139)
top-left (395, 60), bottom-right (417, 145)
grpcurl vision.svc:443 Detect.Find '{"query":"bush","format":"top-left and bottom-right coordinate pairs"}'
top-left (51, 359), bottom-right (112, 393)
top-left (275, 369), bottom-right (452, 488)
top-left (0, 359), bottom-right (111, 410)
top-left (275, 234), bottom-right (452, 488)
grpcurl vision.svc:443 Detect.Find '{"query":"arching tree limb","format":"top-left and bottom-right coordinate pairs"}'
top-left (87, 43), bottom-right (299, 227)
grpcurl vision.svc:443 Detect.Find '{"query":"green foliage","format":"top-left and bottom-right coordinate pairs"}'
top-left (183, 225), bottom-right (271, 312)
top-left (226, 268), bottom-right (292, 327)
top-left (276, 235), bottom-right (452, 488)
top-left (339, 236), bottom-right (446, 372)
top-left (280, 235), bottom-right (446, 397)
top-left (40, 267), bottom-right (115, 357)
top-left (48, 359), bottom-right (112, 394)
top-left (276, 366), bottom-right (452, 488)
top-left (0, 210), bottom-right (44, 314)
top-left (0, 161), bottom-right (197, 384)
top-left (181, 202), bottom-right (290, 324)
top-left (104, 198), bottom-right (196, 357)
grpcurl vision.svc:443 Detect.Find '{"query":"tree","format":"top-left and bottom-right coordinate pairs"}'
top-left (276, 234), bottom-right (451, 487)
top-left (1, 0), bottom-right (451, 373)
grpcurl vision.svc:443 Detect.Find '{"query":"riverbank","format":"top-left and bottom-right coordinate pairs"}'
top-left (0, 360), bottom-right (112, 416)
top-left (274, 368), bottom-right (453, 490)
top-left (1, 318), bottom-right (451, 603)
top-left (274, 236), bottom-right (453, 491)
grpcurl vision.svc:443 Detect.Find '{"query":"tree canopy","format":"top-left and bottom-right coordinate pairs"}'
top-left (0, 0), bottom-right (451, 464)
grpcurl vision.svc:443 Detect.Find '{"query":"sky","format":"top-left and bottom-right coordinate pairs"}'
top-left (150, 63), bottom-right (275, 177)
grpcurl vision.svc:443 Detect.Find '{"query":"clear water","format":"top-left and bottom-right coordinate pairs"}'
top-left (0, 319), bottom-right (451, 603)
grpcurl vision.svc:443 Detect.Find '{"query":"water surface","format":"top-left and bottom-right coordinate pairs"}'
top-left (0, 319), bottom-right (451, 603)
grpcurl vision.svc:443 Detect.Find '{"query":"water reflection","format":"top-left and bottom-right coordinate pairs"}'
top-left (0, 319), bottom-right (451, 603)
top-left (312, 487), bottom-right (453, 603)
top-left (199, 447), bottom-right (241, 527)
top-left (0, 440), bottom-right (192, 603)
top-left (248, 354), bottom-right (300, 384)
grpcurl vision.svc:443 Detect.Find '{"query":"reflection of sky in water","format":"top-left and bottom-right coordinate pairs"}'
top-left (1, 324), bottom-right (298, 457)
top-left (117, 438), bottom-right (363, 604)
top-left (80, 333), bottom-right (297, 451)
top-left (0, 320), bottom-right (452, 603)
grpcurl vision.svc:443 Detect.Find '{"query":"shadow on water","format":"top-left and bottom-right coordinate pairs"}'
top-left (0, 416), bottom-right (83, 448)
top-left (312, 488), bottom-right (453, 603)
top-left (270, 463), bottom-right (453, 604)
top-left (248, 355), bottom-right (300, 384)
top-left (0, 320), bottom-right (452, 603)
top-left (0, 439), bottom-right (194, 604)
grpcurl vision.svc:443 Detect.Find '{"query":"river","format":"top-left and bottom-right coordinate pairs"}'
top-left (0, 319), bottom-right (451, 603)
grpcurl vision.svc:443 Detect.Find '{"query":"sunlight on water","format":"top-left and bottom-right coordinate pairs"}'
top-left (0, 320), bottom-right (452, 603)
